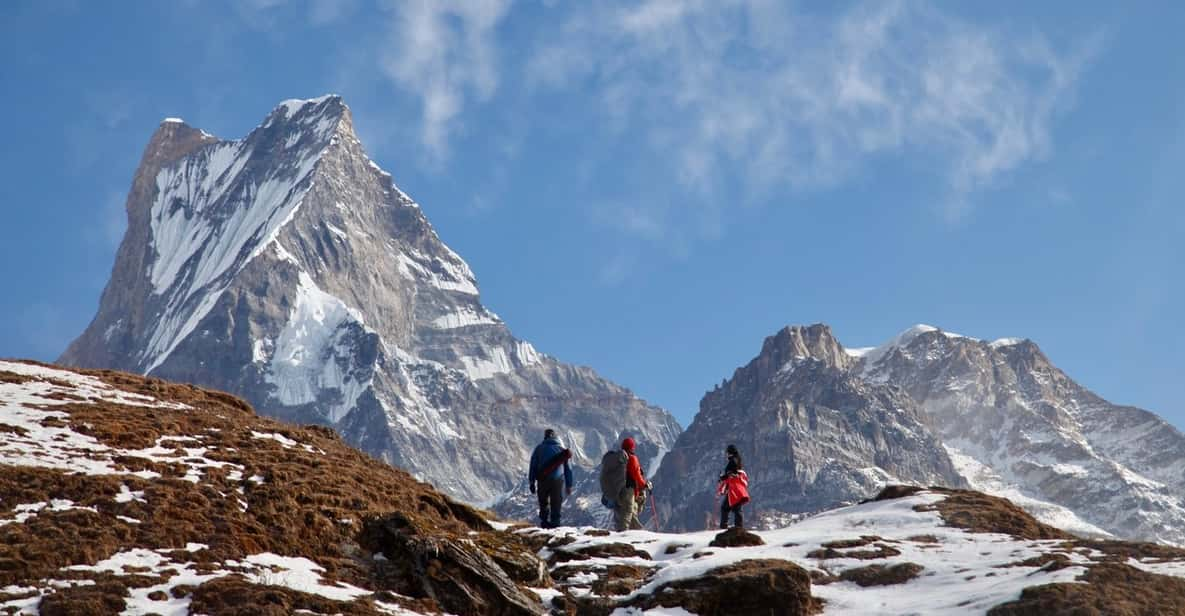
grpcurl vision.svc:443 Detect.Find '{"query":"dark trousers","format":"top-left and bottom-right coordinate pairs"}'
top-left (721, 499), bottom-right (743, 529)
top-left (538, 477), bottom-right (565, 528)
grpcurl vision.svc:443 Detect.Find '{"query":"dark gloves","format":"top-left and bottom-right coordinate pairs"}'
top-left (529, 482), bottom-right (536, 494)
top-left (566, 486), bottom-right (573, 496)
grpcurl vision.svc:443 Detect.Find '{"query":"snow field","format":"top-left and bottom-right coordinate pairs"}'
top-left (525, 490), bottom-right (1185, 615)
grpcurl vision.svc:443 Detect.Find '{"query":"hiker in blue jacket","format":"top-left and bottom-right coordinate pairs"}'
top-left (529, 428), bottom-right (574, 528)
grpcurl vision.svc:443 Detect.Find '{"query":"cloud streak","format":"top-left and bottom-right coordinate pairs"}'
top-left (530, 0), bottom-right (1098, 223)
top-left (379, 0), bottom-right (510, 161)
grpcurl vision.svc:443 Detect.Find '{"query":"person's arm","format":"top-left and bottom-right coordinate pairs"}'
top-left (528, 447), bottom-right (539, 490)
top-left (564, 460), bottom-right (573, 494)
top-left (626, 455), bottom-right (647, 495)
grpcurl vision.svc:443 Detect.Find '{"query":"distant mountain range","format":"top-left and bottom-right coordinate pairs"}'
top-left (654, 323), bottom-right (1185, 545)
top-left (59, 95), bottom-right (1185, 545)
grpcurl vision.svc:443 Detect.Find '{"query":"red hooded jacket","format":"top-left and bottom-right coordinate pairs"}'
top-left (717, 469), bottom-right (750, 507)
top-left (625, 452), bottom-right (647, 497)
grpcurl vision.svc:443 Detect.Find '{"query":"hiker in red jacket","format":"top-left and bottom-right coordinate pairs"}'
top-left (717, 444), bottom-right (749, 529)
top-left (616, 437), bottom-right (650, 531)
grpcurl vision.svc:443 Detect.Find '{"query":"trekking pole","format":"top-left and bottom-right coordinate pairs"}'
top-left (649, 491), bottom-right (662, 532)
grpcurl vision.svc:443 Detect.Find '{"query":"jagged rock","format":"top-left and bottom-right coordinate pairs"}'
top-left (873, 484), bottom-right (926, 501)
top-left (877, 485), bottom-right (1075, 541)
top-left (627, 559), bottom-right (820, 615)
top-left (58, 96), bottom-right (680, 523)
top-left (188, 577), bottom-right (374, 616)
top-left (837, 562), bottom-right (924, 587)
top-left (988, 563), bottom-right (1185, 616)
top-left (548, 542), bottom-right (651, 566)
top-left (361, 513), bottom-right (544, 616)
top-left (709, 527), bottom-right (766, 547)
top-left (38, 579), bottom-right (135, 616)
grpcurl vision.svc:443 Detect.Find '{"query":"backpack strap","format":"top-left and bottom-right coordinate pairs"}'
top-left (540, 448), bottom-right (572, 477)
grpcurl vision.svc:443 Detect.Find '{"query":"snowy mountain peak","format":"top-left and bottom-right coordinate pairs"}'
top-left (854, 324), bottom-right (1185, 545)
top-left (758, 323), bottom-right (852, 372)
top-left (263, 94), bottom-right (346, 139)
top-left (62, 96), bottom-right (681, 515)
top-left (856, 323), bottom-right (971, 368)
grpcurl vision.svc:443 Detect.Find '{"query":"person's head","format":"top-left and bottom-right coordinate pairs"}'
top-left (726, 444), bottom-right (739, 457)
top-left (544, 428), bottom-right (557, 440)
top-left (622, 437), bottom-right (636, 453)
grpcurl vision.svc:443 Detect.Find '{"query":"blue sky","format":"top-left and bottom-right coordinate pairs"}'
top-left (1, 1), bottom-right (1182, 428)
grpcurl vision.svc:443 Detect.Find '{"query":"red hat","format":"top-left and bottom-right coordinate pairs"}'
top-left (622, 437), bottom-right (636, 452)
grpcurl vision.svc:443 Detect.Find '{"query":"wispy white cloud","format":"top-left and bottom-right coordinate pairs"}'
top-left (378, 0), bottom-right (511, 161)
top-left (529, 0), bottom-right (1100, 227)
top-left (308, 0), bottom-right (356, 25)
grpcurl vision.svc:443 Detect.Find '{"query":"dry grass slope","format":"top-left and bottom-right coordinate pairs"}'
top-left (0, 362), bottom-right (545, 615)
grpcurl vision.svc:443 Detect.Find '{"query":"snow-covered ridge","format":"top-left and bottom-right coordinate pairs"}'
top-left (856, 324), bottom-right (965, 367)
top-left (277, 93), bottom-right (340, 118)
top-left (141, 100), bottom-right (346, 374)
top-left (850, 324), bottom-right (1030, 364)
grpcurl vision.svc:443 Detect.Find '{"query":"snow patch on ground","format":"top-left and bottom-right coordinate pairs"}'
top-left (251, 430), bottom-right (324, 454)
top-left (0, 361), bottom-right (202, 479)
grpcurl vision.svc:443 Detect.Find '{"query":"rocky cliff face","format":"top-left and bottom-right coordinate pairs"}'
top-left (655, 322), bottom-right (1185, 544)
top-left (59, 96), bottom-right (680, 519)
top-left (651, 324), bottom-right (965, 531)
top-left (860, 325), bottom-right (1185, 545)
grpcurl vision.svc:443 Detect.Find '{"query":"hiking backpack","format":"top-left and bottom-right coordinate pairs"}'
top-left (599, 450), bottom-right (628, 509)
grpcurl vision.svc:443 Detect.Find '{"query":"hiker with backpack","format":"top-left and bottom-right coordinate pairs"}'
top-left (717, 444), bottom-right (749, 529)
top-left (601, 437), bottom-right (651, 531)
top-left (528, 428), bottom-right (573, 528)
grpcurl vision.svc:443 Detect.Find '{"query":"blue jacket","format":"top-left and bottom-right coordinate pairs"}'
top-left (529, 436), bottom-right (573, 489)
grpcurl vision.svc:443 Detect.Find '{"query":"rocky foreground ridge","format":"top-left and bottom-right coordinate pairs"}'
top-left (6, 360), bottom-right (1185, 615)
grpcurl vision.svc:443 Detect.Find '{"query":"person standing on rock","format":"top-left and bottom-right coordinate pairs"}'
top-left (529, 428), bottom-right (573, 528)
top-left (615, 437), bottom-right (651, 531)
top-left (717, 444), bottom-right (749, 529)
